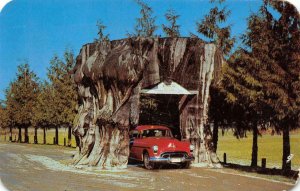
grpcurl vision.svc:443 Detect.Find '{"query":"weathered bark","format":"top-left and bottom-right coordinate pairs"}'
top-left (282, 125), bottom-right (291, 171)
top-left (55, 126), bottom-right (59, 145)
top-left (72, 37), bottom-right (223, 168)
top-left (68, 126), bottom-right (72, 147)
top-left (18, 127), bottom-right (22, 143)
top-left (251, 124), bottom-right (258, 167)
top-left (43, 127), bottom-right (46, 144)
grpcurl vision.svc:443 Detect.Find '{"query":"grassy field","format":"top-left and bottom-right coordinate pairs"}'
top-left (217, 130), bottom-right (300, 170)
top-left (0, 128), bottom-right (77, 147)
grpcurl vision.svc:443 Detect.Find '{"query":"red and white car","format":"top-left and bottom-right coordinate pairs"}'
top-left (129, 125), bottom-right (195, 169)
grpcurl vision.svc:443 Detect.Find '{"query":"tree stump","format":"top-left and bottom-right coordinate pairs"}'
top-left (72, 37), bottom-right (223, 168)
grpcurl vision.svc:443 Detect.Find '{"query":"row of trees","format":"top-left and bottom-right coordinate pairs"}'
top-left (206, 0), bottom-right (300, 172)
top-left (0, 50), bottom-right (77, 146)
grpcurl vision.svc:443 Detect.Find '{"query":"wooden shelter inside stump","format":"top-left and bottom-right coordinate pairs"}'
top-left (72, 37), bottom-right (223, 169)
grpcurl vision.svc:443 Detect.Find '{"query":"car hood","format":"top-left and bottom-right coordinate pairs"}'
top-left (143, 137), bottom-right (190, 152)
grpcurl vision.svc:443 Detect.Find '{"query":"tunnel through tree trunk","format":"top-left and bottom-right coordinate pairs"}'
top-left (139, 94), bottom-right (181, 139)
top-left (72, 38), bottom-right (223, 168)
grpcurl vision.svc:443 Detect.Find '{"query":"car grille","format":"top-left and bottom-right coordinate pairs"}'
top-left (161, 152), bottom-right (188, 158)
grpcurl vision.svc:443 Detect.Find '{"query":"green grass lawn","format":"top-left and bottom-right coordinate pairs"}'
top-left (0, 128), bottom-right (77, 147)
top-left (217, 130), bottom-right (300, 170)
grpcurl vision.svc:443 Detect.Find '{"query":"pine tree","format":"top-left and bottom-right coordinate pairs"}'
top-left (46, 50), bottom-right (78, 145)
top-left (94, 20), bottom-right (109, 44)
top-left (162, 9), bottom-right (180, 37)
top-left (221, 49), bottom-right (269, 167)
top-left (196, 0), bottom-right (235, 56)
top-left (130, 0), bottom-right (157, 37)
top-left (5, 63), bottom-right (39, 143)
top-left (0, 101), bottom-right (11, 141)
top-left (242, 1), bottom-right (300, 171)
top-left (32, 82), bottom-right (56, 144)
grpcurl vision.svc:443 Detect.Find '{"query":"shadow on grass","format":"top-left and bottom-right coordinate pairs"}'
top-left (221, 162), bottom-right (299, 180)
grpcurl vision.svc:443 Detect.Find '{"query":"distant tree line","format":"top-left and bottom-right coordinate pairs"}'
top-left (0, 0), bottom-right (299, 173)
top-left (0, 50), bottom-right (77, 146)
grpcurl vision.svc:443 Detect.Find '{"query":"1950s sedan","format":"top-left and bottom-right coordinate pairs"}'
top-left (129, 125), bottom-right (195, 169)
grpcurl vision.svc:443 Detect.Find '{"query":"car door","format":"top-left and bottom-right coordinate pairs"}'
top-left (131, 132), bottom-right (146, 161)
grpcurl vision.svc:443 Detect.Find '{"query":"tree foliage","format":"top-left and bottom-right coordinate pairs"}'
top-left (220, 0), bottom-right (300, 170)
top-left (94, 20), bottom-right (110, 43)
top-left (32, 50), bottom-right (77, 145)
top-left (4, 63), bottom-right (39, 142)
top-left (0, 101), bottom-right (9, 130)
top-left (32, 82), bottom-right (56, 128)
top-left (130, 0), bottom-right (157, 37)
top-left (196, 0), bottom-right (235, 56)
top-left (242, 1), bottom-right (300, 171)
top-left (162, 9), bottom-right (180, 37)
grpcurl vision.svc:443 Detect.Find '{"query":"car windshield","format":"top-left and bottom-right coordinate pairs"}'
top-left (142, 129), bottom-right (173, 138)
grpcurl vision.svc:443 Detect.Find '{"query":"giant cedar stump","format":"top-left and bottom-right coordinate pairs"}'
top-left (72, 37), bottom-right (223, 169)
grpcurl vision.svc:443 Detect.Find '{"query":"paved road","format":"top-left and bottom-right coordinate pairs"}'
top-left (0, 142), bottom-right (296, 191)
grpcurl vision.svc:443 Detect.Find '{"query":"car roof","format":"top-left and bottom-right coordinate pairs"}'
top-left (135, 125), bottom-right (170, 131)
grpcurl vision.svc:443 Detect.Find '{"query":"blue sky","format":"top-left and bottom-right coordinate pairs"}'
top-left (0, 0), bottom-right (263, 100)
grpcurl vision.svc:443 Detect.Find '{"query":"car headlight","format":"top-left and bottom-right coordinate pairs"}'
top-left (153, 145), bottom-right (158, 152)
top-left (190, 144), bottom-right (195, 151)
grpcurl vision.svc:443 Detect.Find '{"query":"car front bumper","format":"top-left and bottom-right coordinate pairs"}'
top-left (149, 156), bottom-right (195, 163)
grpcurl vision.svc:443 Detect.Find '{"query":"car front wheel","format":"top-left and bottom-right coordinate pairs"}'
top-left (143, 152), bottom-right (155, 170)
top-left (181, 162), bottom-right (191, 169)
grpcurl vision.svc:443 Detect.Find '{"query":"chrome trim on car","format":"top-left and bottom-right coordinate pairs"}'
top-left (149, 152), bottom-right (195, 163)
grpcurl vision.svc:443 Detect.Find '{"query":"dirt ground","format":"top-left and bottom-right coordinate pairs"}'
top-left (0, 142), bottom-right (297, 191)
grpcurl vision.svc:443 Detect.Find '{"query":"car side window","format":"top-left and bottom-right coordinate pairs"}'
top-left (129, 130), bottom-right (139, 140)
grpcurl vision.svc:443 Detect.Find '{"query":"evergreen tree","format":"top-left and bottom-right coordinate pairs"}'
top-left (242, 1), bottom-right (300, 171)
top-left (32, 82), bottom-right (56, 144)
top-left (5, 63), bottom-right (39, 143)
top-left (162, 9), bottom-right (180, 37)
top-left (196, 0), bottom-right (235, 56)
top-left (130, 0), bottom-right (157, 37)
top-left (0, 101), bottom-right (11, 141)
top-left (221, 49), bottom-right (269, 167)
top-left (46, 50), bottom-right (78, 145)
top-left (94, 20), bottom-right (109, 43)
